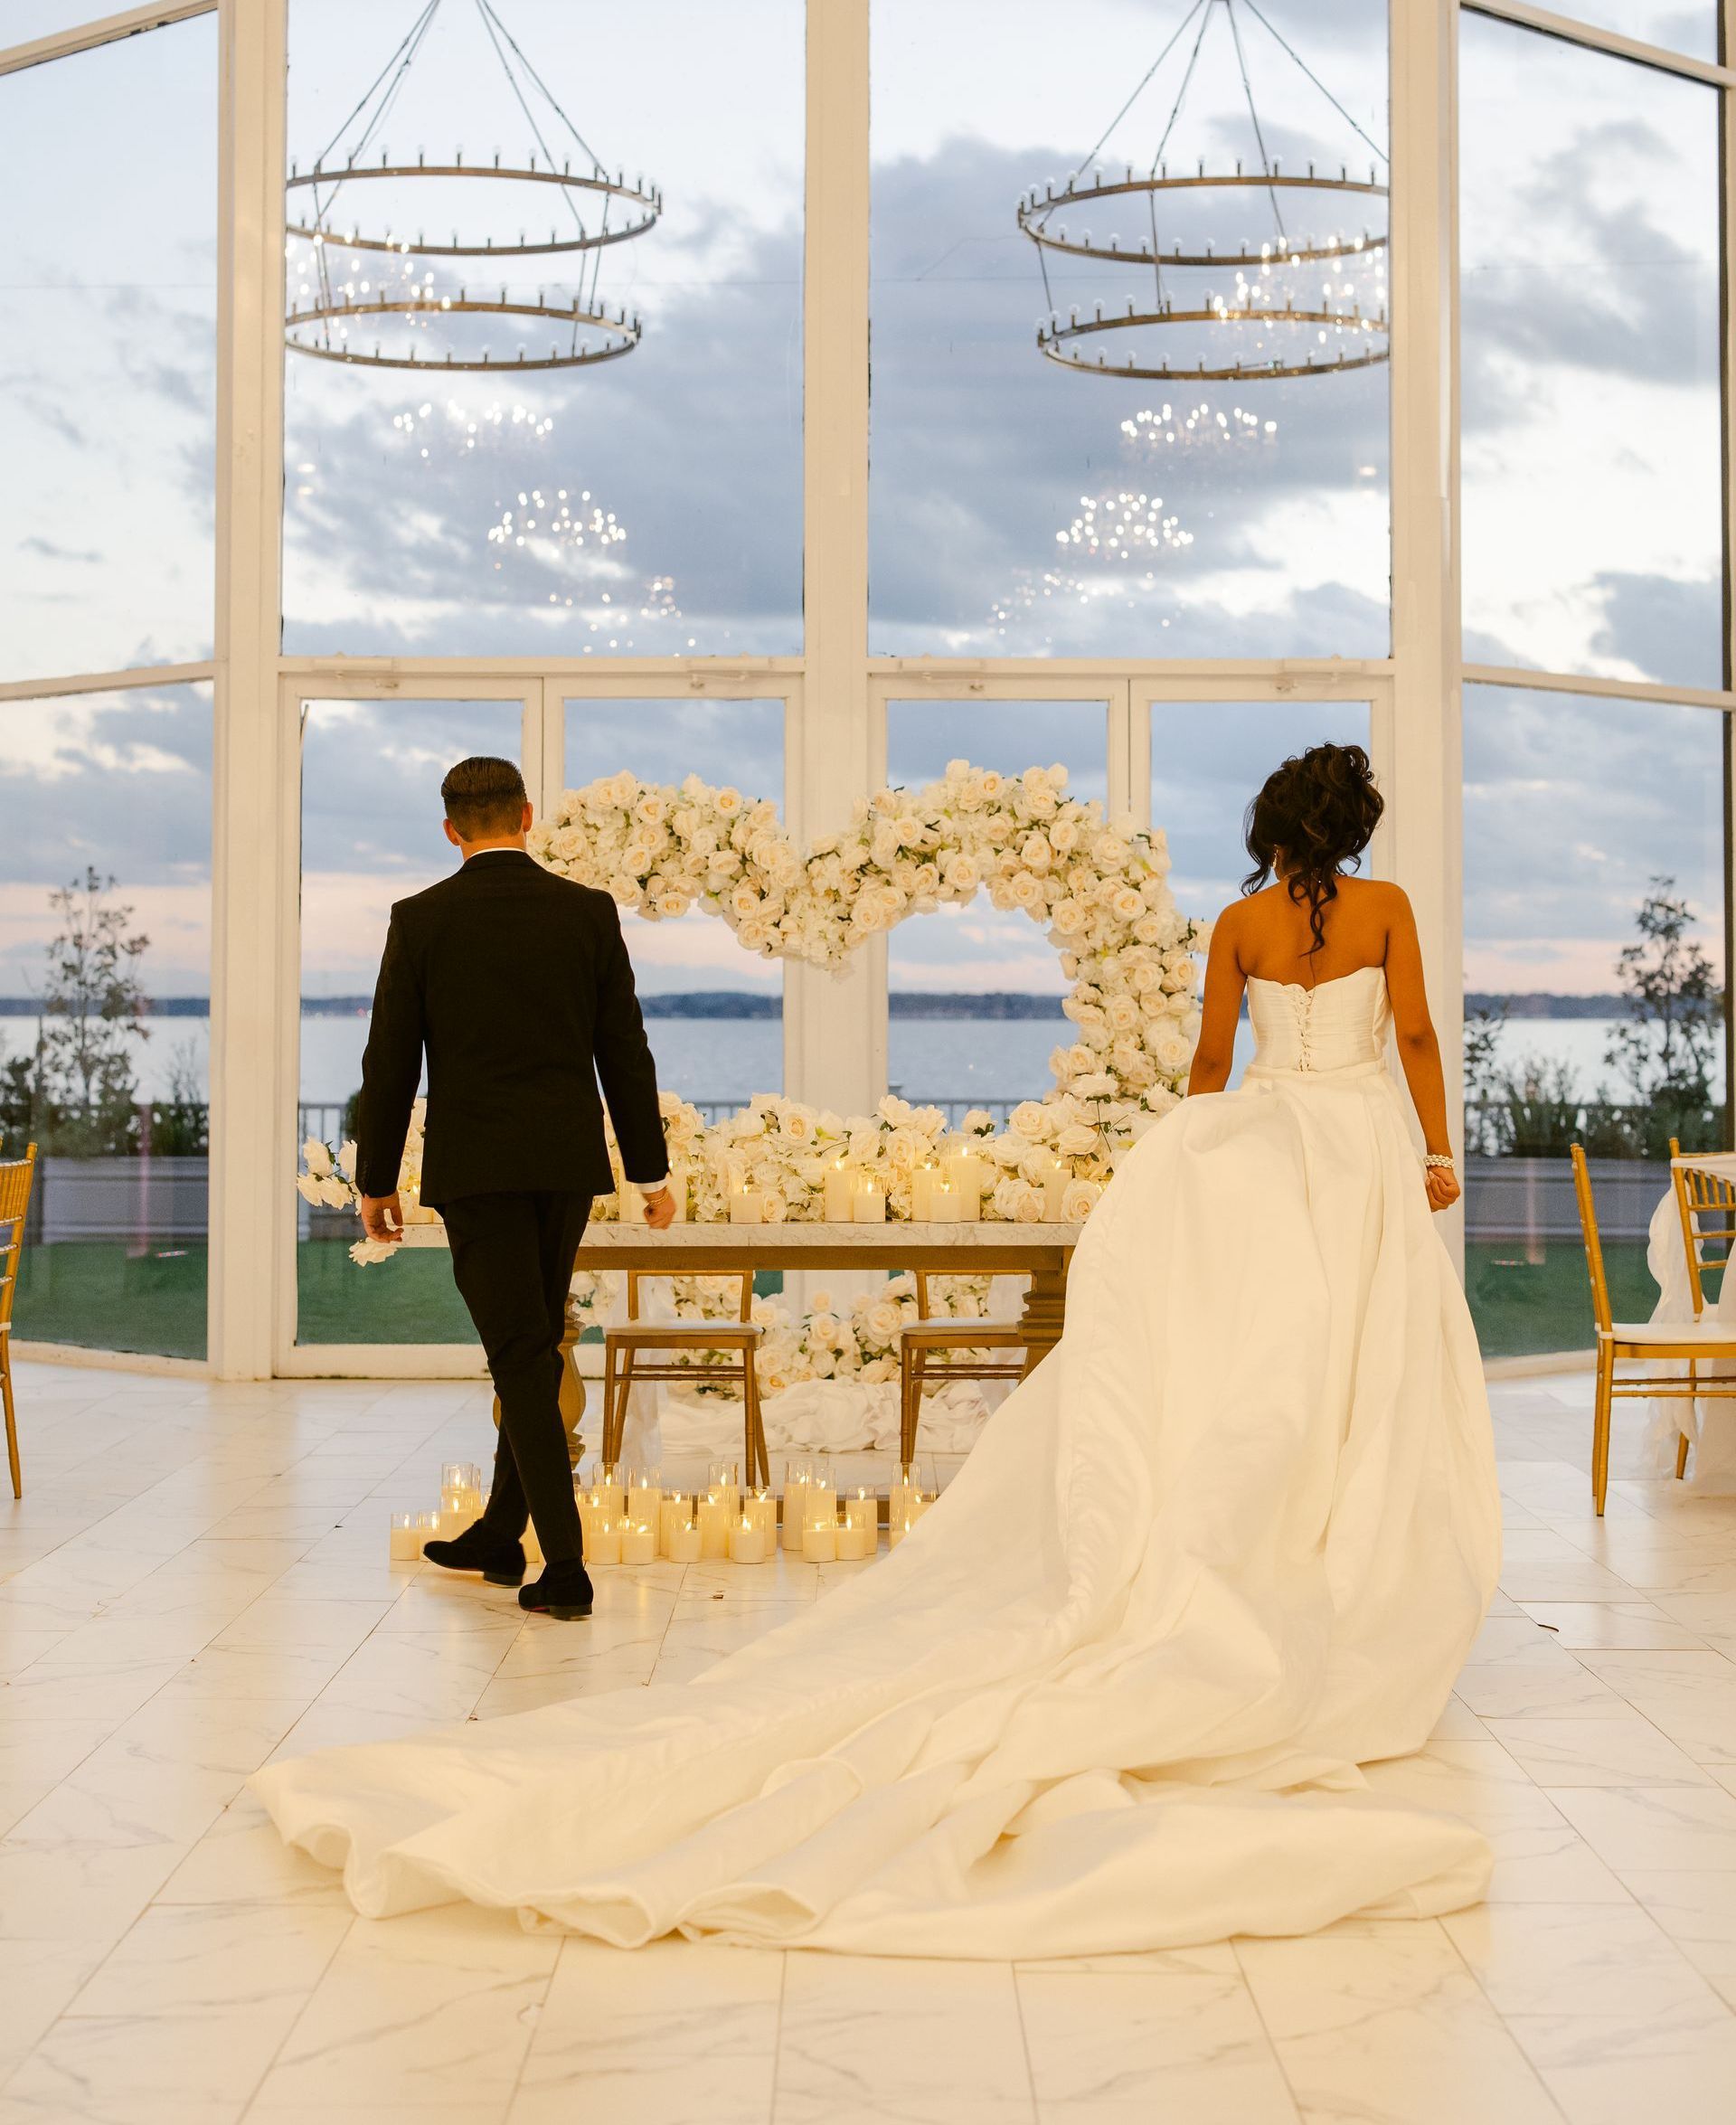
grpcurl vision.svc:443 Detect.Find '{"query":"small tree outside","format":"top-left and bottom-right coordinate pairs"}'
top-left (23, 869), bottom-right (151, 1156)
top-left (1603, 875), bottom-right (1722, 1157)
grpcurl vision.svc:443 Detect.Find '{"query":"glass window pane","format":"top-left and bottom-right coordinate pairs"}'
top-left (297, 697), bottom-right (524, 1346)
top-left (284, 0), bottom-right (803, 657)
top-left (0, 21), bottom-right (216, 681)
top-left (1150, 697), bottom-right (1373, 1086)
top-left (0, 5), bottom-right (191, 50)
top-left (870, 0), bottom-right (1390, 657)
top-left (1463, 685), bottom-right (1729, 1358)
top-left (884, 700), bottom-right (1107, 1115)
top-left (561, 698), bottom-right (784, 1111)
top-left (0, 683), bottom-right (212, 1359)
top-left (1460, 18), bottom-right (1721, 687)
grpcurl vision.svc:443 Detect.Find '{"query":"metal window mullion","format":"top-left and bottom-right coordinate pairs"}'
top-left (1463, 1), bottom-right (1736, 85)
top-left (1392, 0), bottom-right (1464, 1259)
top-left (0, 0), bottom-right (215, 76)
top-left (788, 0), bottom-right (873, 1117)
top-left (210, 0), bottom-right (287, 1381)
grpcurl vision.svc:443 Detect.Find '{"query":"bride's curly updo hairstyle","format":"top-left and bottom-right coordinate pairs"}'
top-left (1241, 741), bottom-right (1383, 957)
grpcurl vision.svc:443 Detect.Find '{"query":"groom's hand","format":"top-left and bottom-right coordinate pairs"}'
top-left (642, 1185), bottom-right (676, 1231)
top-left (360, 1191), bottom-right (405, 1243)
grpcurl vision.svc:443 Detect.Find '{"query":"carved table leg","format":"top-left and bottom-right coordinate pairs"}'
top-left (1017, 1253), bottom-right (1071, 1375)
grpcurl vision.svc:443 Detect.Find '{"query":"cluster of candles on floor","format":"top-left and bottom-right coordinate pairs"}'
top-left (388, 1457), bottom-right (939, 1565)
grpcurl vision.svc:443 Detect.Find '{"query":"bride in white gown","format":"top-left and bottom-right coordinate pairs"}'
top-left (254, 743), bottom-right (1501, 1956)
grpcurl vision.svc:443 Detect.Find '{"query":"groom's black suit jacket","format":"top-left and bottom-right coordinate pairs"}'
top-left (353, 849), bottom-right (668, 1208)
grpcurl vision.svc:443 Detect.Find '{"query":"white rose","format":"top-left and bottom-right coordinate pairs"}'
top-left (1071, 1072), bottom-right (1118, 1098)
top-left (1151, 1029), bottom-right (1194, 1073)
top-left (1060, 1177), bottom-right (1101, 1223)
top-left (335, 1138), bottom-right (358, 1180)
top-left (865, 1299), bottom-right (903, 1341)
top-left (1055, 1123), bottom-right (1098, 1156)
top-left (943, 855), bottom-right (980, 893)
top-left (1009, 1100), bottom-right (1052, 1142)
top-left (656, 891), bottom-right (690, 920)
top-left (713, 786), bottom-right (744, 816)
top-left (1110, 886), bottom-right (1146, 923)
top-left (301, 1138), bottom-right (333, 1178)
top-left (1145, 1084), bottom-right (1181, 1118)
top-left (318, 1176), bottom-right (353, 1209)
top-left (1105, 994), bottom-right (1142, 1033)
top-left (993, 1176), bottom-right (1043, 1222)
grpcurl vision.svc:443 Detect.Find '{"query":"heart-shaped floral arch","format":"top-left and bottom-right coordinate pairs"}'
top-left (533, 758), bottom-right (1206, 1122)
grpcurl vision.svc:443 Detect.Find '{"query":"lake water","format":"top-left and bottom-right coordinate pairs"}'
top-left (5, 1011), bottom-right (1719, 1119)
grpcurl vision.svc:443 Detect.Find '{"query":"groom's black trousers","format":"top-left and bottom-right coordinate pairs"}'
top-left (440, 1190), bottom-right (593, 1568)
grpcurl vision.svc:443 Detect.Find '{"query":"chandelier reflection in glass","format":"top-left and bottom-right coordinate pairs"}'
top-left (1017, 0), bottom-right (1388, 382)
top-left (284, 0), bottom-right (660, 373)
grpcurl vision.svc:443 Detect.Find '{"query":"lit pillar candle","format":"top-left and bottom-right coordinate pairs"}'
top-left (594, 1467), bottom-right (626, 1518)
top-left (627, 1469), bottom-right (663, 1525)
top-left (729, 1186), bottom-right (765, 1225)
top-left (837, 1489), bottom-right (878, 1560)
top-left (619, 1520), bottom-right (656, 1565)
top-left (697, 1491), bottom-right (732, 1559)
top-left (389, 1512), bottom-right (420, 1561)
top-left (1042, 1157), bottom-right (1069, 1221)
top-left (802, 1511), bottom-right (838, 1563)
top-left (910, 1164), bottom-right (935, 1222)
top-left (659, 1492), bottom-right (694, 1555)
top-left (587, 1516), bottom-right (621, 1566)
top-left (781, 1463), bottom-right (810, 1552)
top-left (946, 1150), bottom-right (984, 1222)
top-left (665, 1510), bottom-right (702, 1563)
top-left (822, 1157), bottom-right (854, 1221)
top-left (707, 1461), bottom-right (741, 1518)
top-left (853, 1179), bottom-right (886, 1223)
top-left (729, 1515), bottom-right (769, 1564)
top-left (741, 1489), bottom-right (777, 1544)
top-left (930, 1176), bottom-right (958, 1223)
top-left (666, 1169), bottom-right (688, 1222)
top-left (618, 1182), bottom-right (646, 1224)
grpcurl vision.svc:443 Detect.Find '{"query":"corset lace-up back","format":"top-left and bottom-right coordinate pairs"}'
top-left (1246, 963), bottom-right (1391, 1077)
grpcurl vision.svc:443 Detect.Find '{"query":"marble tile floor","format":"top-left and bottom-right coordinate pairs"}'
top-left (2, 1360), bottom-right (1735, 2123)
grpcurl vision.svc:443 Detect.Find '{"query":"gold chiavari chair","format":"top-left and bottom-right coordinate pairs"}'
top-left (1571, 1144), bottom-right (1736, 1514)
top-left (0, 1143), bottom-right (39, 1498)
top-left (601, 1270), bottom-right (769, 1487)
top-left (897, 1270), bottom-right (1029, 1465)
top-left (1668, 1137), bottom-right (1736, 1319)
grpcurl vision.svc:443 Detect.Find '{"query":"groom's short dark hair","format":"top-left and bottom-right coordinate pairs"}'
top-left (441, 756), bottom-right (527, 837)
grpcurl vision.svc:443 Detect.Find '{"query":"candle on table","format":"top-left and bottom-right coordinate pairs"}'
top-left (697, 1491), bottom-right (732, 1559)
top-left (618, 1182), bottom-right (646, 1225)
top-left (945, 1148), bottom-right (984, 1222)
top-left (729, 1515), bottom-right (769, 1564)
top-left (853, 1179), bottom-right (886, 1224)
top-left (587, 1516), bottom-right (621, 1566)
top-left (822, 1156), bottom-right (854, 1222)
top-left (619, 1520), bottom-right (656, 1565)
top-left (802, 1511), bottom-right (838, 1563)
top-left (1041, 1157), bottom-right (1069, 1221)
top-left (910, 1164), bottom-right (936, 1222)
top-left (666, 1169), bottom-right (688, 1222)
top-left (389, 1512), bottom-right (420, 1561)
top-left (930, 1176), bottom-right (958, 1223)
top-left (729, 1185), bottom-right (766, 1226)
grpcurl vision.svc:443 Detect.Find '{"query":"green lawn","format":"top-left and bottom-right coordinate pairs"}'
top-left (14, 1242), bottom-right (208, 1360)
top-left (1467, 1238), bottom-right (1656, 1360)
top-left (17, 1231), bottom-right (1622, 1369)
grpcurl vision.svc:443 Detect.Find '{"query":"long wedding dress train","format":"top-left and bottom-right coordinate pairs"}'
top-left (253, 965), bottom-right (1502, 1955)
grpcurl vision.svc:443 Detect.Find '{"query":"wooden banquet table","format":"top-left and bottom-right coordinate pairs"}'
top-left (554, 1218), bottom-right (1082, 1439)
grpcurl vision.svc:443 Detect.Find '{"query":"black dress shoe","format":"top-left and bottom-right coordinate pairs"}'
top-left (518, 1561), bottom-right (594, 1620)
top-left (421, 1527), bottom-right (526, 1586)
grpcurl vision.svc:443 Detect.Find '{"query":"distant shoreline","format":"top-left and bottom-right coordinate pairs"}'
top-left (0, 990), bottom-right (1636, 1022)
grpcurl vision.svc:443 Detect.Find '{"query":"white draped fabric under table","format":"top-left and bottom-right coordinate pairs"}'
top-left (1646, 1151), bottom-right (1736, 1491)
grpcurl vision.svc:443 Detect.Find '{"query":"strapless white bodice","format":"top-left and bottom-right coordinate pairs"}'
top-left (1246, 963), bottom-right (1391, 1076)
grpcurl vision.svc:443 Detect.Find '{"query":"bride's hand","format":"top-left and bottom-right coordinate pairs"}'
top-left (1424, 1163), bottom-right (1459, 1214)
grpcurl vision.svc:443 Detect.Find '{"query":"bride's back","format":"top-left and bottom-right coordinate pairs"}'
top-left (1232, 874), bottom-right (1399, 989)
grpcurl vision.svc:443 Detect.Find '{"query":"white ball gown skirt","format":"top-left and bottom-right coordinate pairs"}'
top-left (253, 1010), bottom-right (1501, 1956)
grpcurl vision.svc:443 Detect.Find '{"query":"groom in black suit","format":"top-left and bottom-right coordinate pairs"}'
top-left (354, 756), bottom-right (675, 1620)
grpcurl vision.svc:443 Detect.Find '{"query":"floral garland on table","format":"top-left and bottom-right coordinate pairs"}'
top-left (296, 760), bottom-right (1207, 1366)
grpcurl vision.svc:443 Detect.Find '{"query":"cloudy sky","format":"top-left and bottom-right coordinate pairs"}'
top-left (0, 0), bottom-right (1725, 1016)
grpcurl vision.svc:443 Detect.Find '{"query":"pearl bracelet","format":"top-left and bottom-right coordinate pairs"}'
top-left (1424, 1153), bottom-right (1455, 1170)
